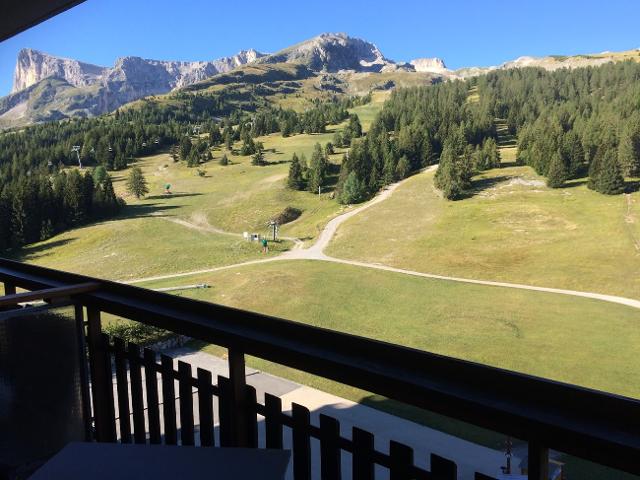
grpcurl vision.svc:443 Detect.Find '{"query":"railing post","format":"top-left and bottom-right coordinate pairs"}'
top-left (228, 346), bottom-right (249, 447)
top-left (3, 282), bottom-right (16, 296)
top-left (528, 442), bottom-right (549, 480)
top-left (86, 307), bottom-right (116, 442)
top-left (0, 282), bottom-right (17, 311)
top-left (74, 304), bottom-right (94, 441)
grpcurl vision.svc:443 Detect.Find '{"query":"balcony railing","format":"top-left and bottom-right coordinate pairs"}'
top-left (0, 257), bottom-right (639, 480)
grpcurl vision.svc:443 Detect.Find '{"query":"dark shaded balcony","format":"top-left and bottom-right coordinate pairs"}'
top-left (0, 258), bottom-right (639, 480)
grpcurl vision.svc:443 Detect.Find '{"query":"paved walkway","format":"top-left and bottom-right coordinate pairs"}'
top-left (163, 348), bottom-right (511, 480)
top-left (123, 166), bottom-right (640, 310)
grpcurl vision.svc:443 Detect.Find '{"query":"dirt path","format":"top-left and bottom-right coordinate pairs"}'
top-left (165, 217), bottom-right (241, 238)
top-left (124, 168), bottom-right (640, 310)
top-left (163, 213), bottom-right (304, 248)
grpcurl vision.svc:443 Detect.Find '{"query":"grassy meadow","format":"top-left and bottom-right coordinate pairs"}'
top-left (327, 164), bottom-right (640, 299)
top-left (137, 259), bottom-right (640, 399)
top-left (12, 122), bottom-right (356, 279)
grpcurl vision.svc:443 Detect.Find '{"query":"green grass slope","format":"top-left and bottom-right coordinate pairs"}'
top-left (138, 259), bottom-right (640, 399)
top-left (327, 166), bottom-right (640, 299)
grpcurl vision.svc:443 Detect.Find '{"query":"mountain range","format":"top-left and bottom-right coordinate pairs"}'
top-left (2, 32), bottom-right (638, 129)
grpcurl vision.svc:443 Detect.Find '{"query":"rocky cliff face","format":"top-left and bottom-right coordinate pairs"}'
top-left (12, 49), bottom-right (107, 93)
top-left (258, 33), bottom-right (405, 73)
top-left (410, 57), bottom-right (448, 74)
top-left (2, 48), bottom-right (266, 127)
top-left (12, 48), bottom-right (266, 94)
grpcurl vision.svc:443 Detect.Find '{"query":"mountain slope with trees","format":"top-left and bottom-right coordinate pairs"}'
top-left (332, 60), bottom-right (640, 204)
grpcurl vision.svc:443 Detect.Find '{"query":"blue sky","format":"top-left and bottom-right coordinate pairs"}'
top-left (1, 0), bottom-right (639, 95)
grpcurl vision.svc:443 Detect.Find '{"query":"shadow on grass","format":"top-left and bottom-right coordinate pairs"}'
top-left (625, 180), bottom-right (640, 193)
top-left (499, 161), bottom-right (521, 168)
top-left (117, 203), bottom-right (182, 220)
top-left (146, 193), bottom-right (203, 200)
top-left (263, 159), bottom-right (293, 166)
top-left (11, 238), bottom-right (77, 262)
top-left (563, 179), bottom-right (588, 189)
top-left (462, 175), bottom-right (512, 199)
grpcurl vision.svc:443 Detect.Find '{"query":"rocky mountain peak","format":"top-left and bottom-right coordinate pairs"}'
top-left (12, 48), bottom-right (106, 93)
top-left (258, 32), bottom-right (398, 72)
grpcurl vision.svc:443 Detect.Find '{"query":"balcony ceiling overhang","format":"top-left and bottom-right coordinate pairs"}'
top-left (1, 0), bottom-right (86, 42)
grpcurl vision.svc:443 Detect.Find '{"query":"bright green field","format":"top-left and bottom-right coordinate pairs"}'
top-left (12, 126), bottom-right (352, 280)
top-left (137, 259), bottom-right (640, 399)
top-left (327, 166), bottom-right (640, 299)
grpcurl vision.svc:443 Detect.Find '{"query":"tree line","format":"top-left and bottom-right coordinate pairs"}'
top-left (0, 87), bottom-right (372, 251)
top-left (0, 167), bottom-right (122, 251)
top-left (481, 61), bottom-right (640, 193)
top-left (300, 60), bottom-right (640, 203)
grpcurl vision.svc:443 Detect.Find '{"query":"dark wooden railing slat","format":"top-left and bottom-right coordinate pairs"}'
top-left (197, 368), bottom-right (215, 447)
top-left (389, 440), bottom-right (414, 480)
top-left (292, 403), bottom-right (311, 480)
top-left (352, 427), bottom-right (375, 480)
top-left (3, 282), bottom-right (16, 295)
top-left (217, 375), bottom-right (233, 447)
top-left (98, 333), bottom-right (117, 442)
top-left (431, 453), bottom-right (457, 480)
top-left (528, 442), bottom-right (549, 480)
top-left (264, 393), bottom-right (284, 449)
top-left (128, 343), bottom-right (146, 444)
top-left (178, 361), bottom-right (195, 446)
top-left (320, 414), bottom-right (342, 480)
top-left (161, 354), bottom-right (178, 445)
top-left (86, 309), bottom-right (116, 442)
top-left (245, 385), bottom-right (259, 448)
top-left (113, 337), bottom-right (132, 443)
top-left (143, 348), bottom-right (162, 444)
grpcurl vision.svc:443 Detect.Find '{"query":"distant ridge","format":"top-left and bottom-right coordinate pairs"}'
top-left (3, 32), bottom-right (640, 128)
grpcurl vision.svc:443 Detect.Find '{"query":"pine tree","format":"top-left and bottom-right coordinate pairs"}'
top-left (348, 114), bottom-right (362, 138)
top-left (589, 149), bottom-right (625, 195)
top-left (395, 155), bottom-right (410, 180)
top-left (63, 170), bottom-right (87, 226)
top-left (0, 189), bottom-right (11, 251)
top-left (241, 137), bottom-right (257, 156)
top-left (100, 176), bottom-right (121, 215)
top-left (299, 153), bottom-right (309, 178)
top-left (332, 131), bottom-right (343, 148)
top-left (180, 136), bottom-right (192, 161)
top-left (251, 149), bottom-right (265, 166)
top-left (617, 117), bottom-right (640, 177)
top-left (562, 130), bottom-right (585, 177)
top-left (434, 144), bottom-right (465, 200)
top-left (421, 139), bottom-right (434, 168)
top-left (325, 142), bottom-right (335, 156)
top-left (219, 154), bottom-right (229, 166)
top-left (546, 152), bottom-right (568, 188)
top-left (460, 145), bottom-right (475, 185)
top-left (187, 150), bottom-right (199, 168)
top-left (126, 166), bottom-right (149, 199)
top-left (93, 165), bottom-right (108, 185)
top-left (308, 143), bottom-right (328, 192)
top-left (82, 172), bottom-right (95, 218)
top-left (340, 171), bottom-right (367, 204)
top-left (287, 153), bottom-right (305, 190)
top-left (224, 130), bottom-right (234, 151)
top-left (169, 145), bottom-right (179, 163)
